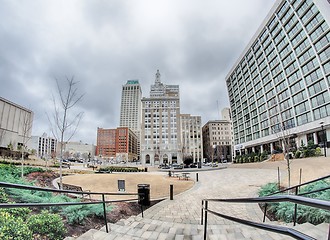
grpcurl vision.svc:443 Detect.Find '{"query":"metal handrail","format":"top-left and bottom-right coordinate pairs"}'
top-left (0, 181), bottom-right (144, 233)
top-left (205, 208), bottom-right (315, 240)
top-left (204, 195), bottom-right (330, 211)
top-left (267, 174), bottom-right (330, 196)
top-left (261, 174), bottom-right (330, 226)
top-left (201, 195), bottom-right (330, 240)
top-left (0, 181), bottom-right (141, 196)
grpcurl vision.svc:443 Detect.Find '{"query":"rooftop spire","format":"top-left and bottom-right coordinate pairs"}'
top-left (155, 69), bottom-right (161, 84)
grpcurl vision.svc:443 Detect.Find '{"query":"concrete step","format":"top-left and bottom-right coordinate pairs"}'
top-left (293, 222), bottom-right (329, 240)
top-left (97, 219), bottom-right (292, 240)
top-left (73, 215), bottom-right (329, 240)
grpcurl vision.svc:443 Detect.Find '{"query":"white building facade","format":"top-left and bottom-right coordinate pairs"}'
top-left (140, 70), bottom-right (182, 165)
top-left (226, 0), bottom-right (330, 156)
top-left (28, 133), bottom-right (57, 159)
top-left (119, 80), bottom-right (142, 156)
top-left (180, 114), bottom-right (203, 163)
top-left (0, 97), bottom-right (33, 150)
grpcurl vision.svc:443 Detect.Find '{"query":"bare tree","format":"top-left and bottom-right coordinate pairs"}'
top-left (270, 103), bottom-right (294, 188)
top-left (19, 111), bottom-right (33, 178)
top-left (48, 77), bottom-right (84, 189)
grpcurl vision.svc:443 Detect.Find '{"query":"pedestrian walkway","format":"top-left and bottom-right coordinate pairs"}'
top-left (69, 158), bottom-right (330, 240)
top-left (141, 168), bottom-right (278, 225)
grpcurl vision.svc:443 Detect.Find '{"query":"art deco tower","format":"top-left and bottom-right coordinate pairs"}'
top-left (140, 70), bottom-right (182, 166)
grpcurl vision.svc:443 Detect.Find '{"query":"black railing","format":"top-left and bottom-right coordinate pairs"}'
top-left (263, 174), bottom-right (330, 225)
top-left (201, 195), bottom-right (330, 240)
top-left (0, 181), bottom-right (144, 233)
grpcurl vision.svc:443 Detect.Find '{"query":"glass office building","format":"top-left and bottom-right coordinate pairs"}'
top-left (226, 0), bottom-right (330, 156)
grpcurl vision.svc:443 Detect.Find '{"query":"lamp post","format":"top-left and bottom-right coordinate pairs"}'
top-left (211, 145), bottom-right (216, 167)
top-left (320, 122), bottom-right (326, 157)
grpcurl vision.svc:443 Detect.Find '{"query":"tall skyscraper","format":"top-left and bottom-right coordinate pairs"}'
top-left (140, 70), bottom-right (182, 165)
top-left (119, 80), bottom-right (142, 157)
top-left (226, 0), bottom-right (330, 157)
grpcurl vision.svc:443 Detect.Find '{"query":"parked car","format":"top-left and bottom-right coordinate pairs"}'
top-left (172, 164), bottom-right (183, 169)
top-left (189, 163), bottom-right (197, 168)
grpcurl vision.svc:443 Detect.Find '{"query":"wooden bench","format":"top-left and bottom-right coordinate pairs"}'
top-left (57, 182), bottom-right (91, 199)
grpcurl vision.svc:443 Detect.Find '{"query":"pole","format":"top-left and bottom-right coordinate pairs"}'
top-left (170, 184), bottom-right (173, 200)
top-left (102, 194), bottom-right (109, 233)
top-left (277, 167), bottom-right (280, 190)
top-left (203, 200), bottom-right (208, 240)
top-left (196, 173), bottom-right (199, 182)
top-left (293, 187), bottom-right (298, 226)
top-left (323, 125), bottom-right (327, 157)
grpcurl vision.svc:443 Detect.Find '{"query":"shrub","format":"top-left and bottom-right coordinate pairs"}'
top-left (294, 150), bottom-right (301, 158)
top-left (258, 182), bottom-right (278, 197)
top-left (62, 204), bottom-right (111, 225)
top-left (0, 211), bottom-right (33, 240)
top-left (63, 205), bottom-right (91, 225)
top-left (259, 180), bottom-right (330, 224)
top-left (0, 188), bottom-right (8, 203)
top-left (27, 210), bottom-right (66, 240)
top-left (260, 151), bottom-right (268, 161)
top-left (0, 207), bottom-right (31, 221)
top-left (315, 147), bottom-right (322, 156)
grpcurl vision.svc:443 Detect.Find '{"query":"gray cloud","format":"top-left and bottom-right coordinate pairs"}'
top-left (0, 0), bottom-right (275, 144)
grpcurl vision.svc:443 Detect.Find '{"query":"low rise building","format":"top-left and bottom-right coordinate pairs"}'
top-left (96, 127), bottom-right (138, 161)
top-left (0, 97), bottom-right (33, 150)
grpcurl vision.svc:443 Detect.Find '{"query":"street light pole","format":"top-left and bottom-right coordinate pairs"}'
top-left (320, 122), bottom-right (326, 157)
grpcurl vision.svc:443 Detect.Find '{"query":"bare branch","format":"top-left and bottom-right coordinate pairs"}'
top-left (47, 76), bottom-right (85, 189)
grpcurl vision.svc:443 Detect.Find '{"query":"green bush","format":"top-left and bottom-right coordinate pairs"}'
top-left (99, 166), bottom-right (141, 172)
top-left (259, 180), bottom-right (330, 224)
top-left (315, 147), bottom-right (322, 156)
top-left (0, 188), bottom-right (8, 203)
top-left (258, 182), bottom-right (278, 197)
top-left (63, 205), bottom-right (90, 225)
top-left (0, 211), bottom-right (33, 240)
top-left (0, 207), bottom-right (31, 221)
top-left (294, 150), bottom-right (301, 158)
top-left (27, 210), bottom-right (66, 240)
top-left (62, 204), bottom-right (111, 225)
top-left (260, 151), bottom-right (268, 161)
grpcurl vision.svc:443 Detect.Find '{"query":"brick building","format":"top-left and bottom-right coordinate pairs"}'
top-left (96, 127), bottom-right (138, 161)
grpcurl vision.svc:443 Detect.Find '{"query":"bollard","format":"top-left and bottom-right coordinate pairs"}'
top-left (196, 173), bottom-right (199, 182)
top-left (170, 184), bottom-right (173, 200)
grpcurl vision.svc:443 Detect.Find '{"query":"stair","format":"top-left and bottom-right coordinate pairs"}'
top-left (69, 215), bottom-right (329, 240)
top-left (293, 222), bottom-right (329, 240)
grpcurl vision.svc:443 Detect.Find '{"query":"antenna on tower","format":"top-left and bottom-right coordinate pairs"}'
top-left (217, 100), bottom-right (220, 120)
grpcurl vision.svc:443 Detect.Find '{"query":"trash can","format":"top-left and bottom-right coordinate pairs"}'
top-left (138, 184), bottom-right (150, 206)
top-left (145, 167), bottom-right (148, 172)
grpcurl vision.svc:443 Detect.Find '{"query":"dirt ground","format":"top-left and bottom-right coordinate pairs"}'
top-left (61, 172), bottom-right (194, 201)
top-left (229, 156), bottom-right (330, 187)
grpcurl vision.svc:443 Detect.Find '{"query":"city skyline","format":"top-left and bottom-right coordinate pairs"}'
top-left (0, 0), bottom-right (275, 144)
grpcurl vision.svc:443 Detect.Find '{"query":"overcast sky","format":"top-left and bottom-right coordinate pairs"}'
top-left (0, 0), bottom-right (275, 144)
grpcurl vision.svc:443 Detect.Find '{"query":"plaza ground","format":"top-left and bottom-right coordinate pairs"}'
top-left (59, 156), bottom-right (330, 201)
